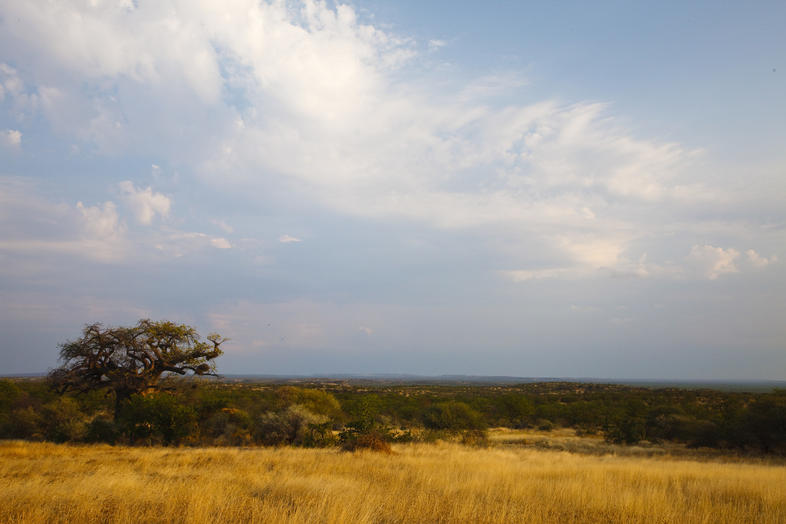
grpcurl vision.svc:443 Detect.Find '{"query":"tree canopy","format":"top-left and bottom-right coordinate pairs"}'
top-left (48, 319), bottom-right (225, 416)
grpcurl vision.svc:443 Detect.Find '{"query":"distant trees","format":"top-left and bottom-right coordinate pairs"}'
top-left (1, 369), bottom-right (782, 453)
top-left (48, 319), bottom-right (225, 418)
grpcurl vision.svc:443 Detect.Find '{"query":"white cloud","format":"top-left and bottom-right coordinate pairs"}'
top-left (76, 200), bottom-right (124, 241)
top-left (688, 244), bottom-right (740, 280)
top-left (0, 177), bottom-right (235, 264)
top-left (746, 249), bottom-right (776, 268)
top-left (0, 1), bottom-right (781, 284)
top-left (156, 231), bottom-right (235, 256)
top-left (210, 237), bottom-right (232, 249)
top-left (279, 234), bottom-right (302, 243)
top-left (118, 181), bottom-right (170, 225)
top-left (0, 178), bottom-right (127, 262)
top-left (1, 129), bottom-right (21, 148)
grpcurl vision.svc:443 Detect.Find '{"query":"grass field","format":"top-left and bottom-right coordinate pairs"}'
top-left (2, 438), bottom-right (785, 523)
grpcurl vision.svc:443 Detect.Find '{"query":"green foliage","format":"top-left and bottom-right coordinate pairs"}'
top-left (422, 401), bottom-right (486, 431)
top-left (85, 417), bottom-right (119, 443)
top-left (40, 397), bottom-right (88, 443)
top-left (604, 400), bottom-right (648, 444)
top-left (48, 319), bottom-right (225, 418)
top-left (276, 387), bottom-right (343, 419)
top-left (3, 407), bottom-right (43, 440)
top-left (253, 405), bottom-right (334, 447)
top-left (0, 379), bottom-right (24, 412)
top-left (118, 393), bottom-right (198, 445)
top-left (2, 377), bottom-right (785, 454)
top-left (202, 408), bottom-right (253, 446)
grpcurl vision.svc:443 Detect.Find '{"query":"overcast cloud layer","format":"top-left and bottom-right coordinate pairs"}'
top-left (1, 1), bottom-right (784, 379)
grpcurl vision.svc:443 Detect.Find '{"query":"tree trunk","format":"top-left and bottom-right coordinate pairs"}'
top-left (113, 389), bottom-right (132, 420)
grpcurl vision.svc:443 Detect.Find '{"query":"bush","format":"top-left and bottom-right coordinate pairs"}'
top-left (3, 407), bottom-right (43, 440)
top-left (604, 415), bottom-right (647, 445)
top-left (40, 397), bottom-right (88, 442)
top-left (253, 405), bottom-right (333, 447)
top-left (536, 419), bottom-right (554, 431)
top-left (85, 417), bottom-right (119, 443)
top-left (202, 408), bottom-right (253, 446)
top-left (461, 429), bottom-right (489, 447)
top-left (339, 428), bottom-right (392, 453)
top-left (118, 393), bottom-right (198, 445)
top-left (422, 401), bottom-right (486, 431)
top-left (276, 387), bottom-right (343, 420)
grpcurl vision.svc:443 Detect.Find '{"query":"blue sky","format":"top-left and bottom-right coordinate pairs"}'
top-left (0, 1), bottom-right (784, 379)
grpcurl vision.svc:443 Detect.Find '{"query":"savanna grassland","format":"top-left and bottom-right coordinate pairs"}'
top-left (2, 438), bottom-right (786, 524)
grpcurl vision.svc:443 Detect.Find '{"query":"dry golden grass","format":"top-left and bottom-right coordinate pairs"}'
top-left (2, 440), bottom-right (785, 523)
top-left (487, 427), bottom-right (772, 461)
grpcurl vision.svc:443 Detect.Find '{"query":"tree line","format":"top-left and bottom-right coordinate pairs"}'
top-left (1, 378), bottom-right (785, 453)
top-left (0, 319), bottom-right (784, 453)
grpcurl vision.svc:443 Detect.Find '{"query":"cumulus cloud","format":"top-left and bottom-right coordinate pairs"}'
top-left (0, 178), bottom-right (127, 262)
top-left (1, 129), bottom-right (21, 148)
top-left (0, 177), bottom-right (234, 264)
top-left (746, 249), bottom-right (776, 268)
top-left (118, 181), bottom-right (170, 225)
top-left (76, 200), bottom-right (124, 241)
top-left (688, 244), bottom-right (740, 280)
top-left (0, 1), bottom-right (782, 284)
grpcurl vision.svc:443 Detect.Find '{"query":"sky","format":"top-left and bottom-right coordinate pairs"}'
top-left (0, 0), bottom-right (784, 379)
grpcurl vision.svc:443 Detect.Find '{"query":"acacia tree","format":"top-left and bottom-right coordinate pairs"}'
top-left (48, 319), bottom-right (225, 418)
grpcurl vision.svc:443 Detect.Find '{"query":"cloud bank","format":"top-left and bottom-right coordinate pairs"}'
top-left (0, 1), bottom-right (783, 377)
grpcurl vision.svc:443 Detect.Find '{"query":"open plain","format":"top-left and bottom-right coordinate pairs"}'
top-left (2, 438), bottom-right (785, 524)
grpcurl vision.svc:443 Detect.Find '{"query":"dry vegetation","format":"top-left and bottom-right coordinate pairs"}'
top-left (2, 439), bottom-right (786, 523)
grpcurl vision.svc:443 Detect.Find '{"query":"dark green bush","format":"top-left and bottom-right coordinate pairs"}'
top-left (85, 417), bottom-right (119, 443)
top-left (3, 407), bottom-right (43, 440)
top-left (202, 407), bottom-right (253, 446)
top-left (422, 401), bottom-right (486, 431)
top-left (40, 397), bottom-right (88, 443)
top-left (118, 393), bottom-right (198, 445)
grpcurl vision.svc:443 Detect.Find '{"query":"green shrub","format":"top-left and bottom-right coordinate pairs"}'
top-left (118, 393), bottom-right (198, 445)
top-left (4, 407), bottom-right (43, 440)
top-left (253, 405), bottom-right (332, 447)
top-left (202, 408), bottom-right (253, 446)
top-left (85, 417), bottom-right (119, 443)
top-left (423, 401), bottom-right (486, 431)
top-left (276, 387), bottom-right (343, 420)
top-left (40, 397), bottom-right (88, 442)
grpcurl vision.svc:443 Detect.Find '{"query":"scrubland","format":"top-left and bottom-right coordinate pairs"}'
top-left (2, 438), bottom-right (785, 524)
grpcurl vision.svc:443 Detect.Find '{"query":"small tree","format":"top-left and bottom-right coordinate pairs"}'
top-left (48, 319), bottom-right (225, 418)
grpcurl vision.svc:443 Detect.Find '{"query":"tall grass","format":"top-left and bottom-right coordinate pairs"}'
top-left (2, 440), bottom-right (785, 523)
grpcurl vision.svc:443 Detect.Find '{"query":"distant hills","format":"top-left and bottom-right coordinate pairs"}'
top-left (3, 372), bottom-right (784, 391)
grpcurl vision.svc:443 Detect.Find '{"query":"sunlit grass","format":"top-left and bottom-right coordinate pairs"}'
top-left (2, 440), bottom-right (785, 523)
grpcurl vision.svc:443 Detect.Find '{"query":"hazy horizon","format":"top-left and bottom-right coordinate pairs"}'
top-left (1, 1), bottom-right (784, 379)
